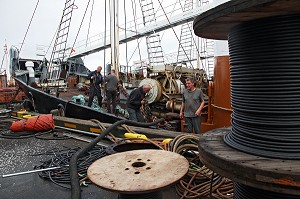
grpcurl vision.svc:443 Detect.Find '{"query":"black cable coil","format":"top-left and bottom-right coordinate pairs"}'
top-left (37, 146), bottom-right (107, 189)
top-left (234, 183), bottom-right (300, 199)
top-left (224, 14), bottom-right (300, 159)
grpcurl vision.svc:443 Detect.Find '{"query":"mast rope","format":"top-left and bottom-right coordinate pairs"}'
top-left (85, 0), bottom-right (95, 48)
top-left (156, 0), bottom-right (194, 69)
top-left (19, 0), bottom-right (40, 53)
top-left (131, 0), bottom-right (142, 67)
top-left (126, 0), bottom-right (178, 67)
top-left (45, 27), bottom-right (59, 61)
top-left (68, 0), bottom-right (91, 58)
top-left (156, 0), bottom-right (178, 41)
top-left (178, 0), bottom-right (207, 72)
top-left (103, 0), bottom-right (107, 69)
top-left (127, 39), bottom-right (143, 64)
top-left (82, 0), bottom-right (94, 63)
top-left (124, 0), bottom-right (129, 78)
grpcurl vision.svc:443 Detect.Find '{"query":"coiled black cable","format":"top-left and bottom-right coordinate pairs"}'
top-left (70, 118), bottom-right (164, 199)
top-left (36, 146), bottom-right (107, 189)
top-left (233, 183), bottom-right (300, 199)
top-left (224, 14), bottom-right (300, 159)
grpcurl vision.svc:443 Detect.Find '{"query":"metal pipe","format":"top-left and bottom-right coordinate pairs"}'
top-left (2, 165), bottom-right (68, 178)
top-left (207, 81), bottom-right (213, 123)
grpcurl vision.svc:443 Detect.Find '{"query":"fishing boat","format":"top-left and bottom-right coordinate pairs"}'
top-left (14, 77), bottom-right (123, 123)
top-left (5, 0), bottom-right (232, 132)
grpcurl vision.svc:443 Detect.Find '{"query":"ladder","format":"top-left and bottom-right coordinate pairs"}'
top-left (140, 0), bottom-right (164, 66)
top-left (48, 0), bottom-right (75, 81)
top-left (176, 0), bottom-right (194, 69)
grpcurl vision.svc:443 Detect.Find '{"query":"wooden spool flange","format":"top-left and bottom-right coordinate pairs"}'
top-left (87, 149), bottom-right (189, 194)
top-left (193, 0), bottom-right (300, 40)
top-left (198, 128), bottom-right (300, 196)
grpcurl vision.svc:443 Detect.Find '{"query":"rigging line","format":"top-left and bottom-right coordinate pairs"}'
top-left (68, 0), bottom-right (91, 58)
top-left (124, 0), bottom-right (129, 74)
top-left (156, 0), bottom-right (194, 69)
top-left (178, 0), bottom-right (205, 71)
top-left (103, 0), bottom-right (107, 70)
top-left (153, 0), bottom-right (164, 21)
top-left (85, 0), bottom-right (95, 48)
top-left (131, 0), bottom-right (142, 66)
top-left (19, 0), bottom-right (40, 53)
top-left (82, 0), bottom-right (94, 62)
top-left (45, 27), bottom-right (59, 60)
top-left (127, 38), bottom-right (143, 64)
top-left (175, 0), bottom-right (195, 69)
top-left (197, 0), bottom-right (212, 73)
top-left (158, 0), bottom-right (179, 44)
top-left (103, 0), bottom-right (107, 71)
top-left (145, 0), bottom-right (165, 26)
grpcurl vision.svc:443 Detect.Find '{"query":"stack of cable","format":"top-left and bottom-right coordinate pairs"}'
top-left (224, 14), bottom-right (300, 159)
top-left (35, 146), bottom-right (107, 189)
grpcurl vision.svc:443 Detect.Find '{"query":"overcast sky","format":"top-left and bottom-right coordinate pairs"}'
top-left (0, 0), bottom-right (199, 71)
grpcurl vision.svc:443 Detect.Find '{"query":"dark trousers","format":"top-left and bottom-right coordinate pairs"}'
top-left (106, 90), bottom-right (117, 113)
top-left (184, 116), bottom-right (201, 134)
top-left (127, 107), bottom-right (144, 122)
top-left (88, 85), bottom-right (102, 107)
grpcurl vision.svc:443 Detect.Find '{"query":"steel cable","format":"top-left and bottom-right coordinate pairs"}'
top-left (224, 14), bottom-right (300, 159)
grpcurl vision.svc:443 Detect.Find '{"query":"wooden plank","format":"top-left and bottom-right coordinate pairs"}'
top-left (53, 115), bottom-right (186, 139)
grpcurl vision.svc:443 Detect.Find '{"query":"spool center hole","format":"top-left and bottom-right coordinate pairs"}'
top-left (132, 161), bottom-right (146, 167)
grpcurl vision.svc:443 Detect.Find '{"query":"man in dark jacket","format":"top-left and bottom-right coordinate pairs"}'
top-left (126, 84), bottom-right (151, 122)
top-left (87, 66), bottom-right (103, 107)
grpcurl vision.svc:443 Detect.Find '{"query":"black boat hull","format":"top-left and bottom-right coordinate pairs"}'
top-left (15, 78), bottom-right (123, 123)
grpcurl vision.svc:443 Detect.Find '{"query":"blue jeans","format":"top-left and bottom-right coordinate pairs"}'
top-left (127, 107), bottom-right (144, 122)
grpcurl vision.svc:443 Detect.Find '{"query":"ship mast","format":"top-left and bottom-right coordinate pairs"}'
top-left (110, 0), bottom-right (120, 80)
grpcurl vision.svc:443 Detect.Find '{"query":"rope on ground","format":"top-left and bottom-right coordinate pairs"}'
top-left (90, 119), bottom-right (119, 143)
top-left (168, 134), bottom-right (234, 199)
top-left (121, 124), bottom-right (137, 134)
top-left (117, 137), bottom-right (165, 150)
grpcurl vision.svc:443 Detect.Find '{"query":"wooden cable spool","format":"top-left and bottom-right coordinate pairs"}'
top-left (88, 149), bottom-right (189, 199)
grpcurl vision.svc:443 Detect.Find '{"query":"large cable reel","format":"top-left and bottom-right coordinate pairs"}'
top-left (139, 78), bottom-right (162, 104)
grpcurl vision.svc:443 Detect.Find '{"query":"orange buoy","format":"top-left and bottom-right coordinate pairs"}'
top-left (10, 114), bottom-right (55, 132)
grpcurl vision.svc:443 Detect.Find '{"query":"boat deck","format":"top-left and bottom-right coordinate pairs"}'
top-left (0, 118), bottom-right (180, 199)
